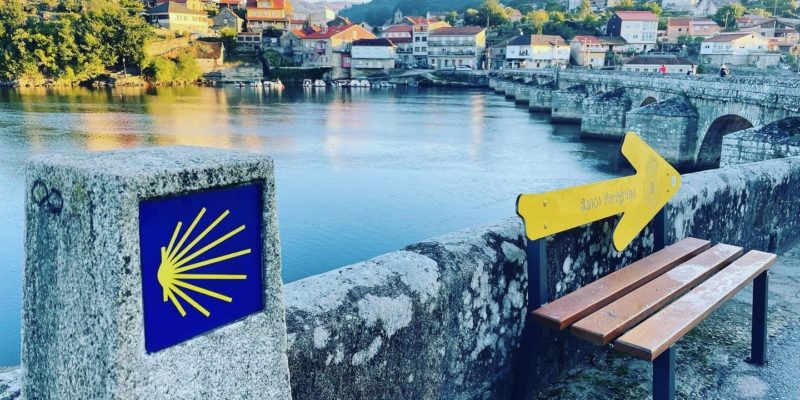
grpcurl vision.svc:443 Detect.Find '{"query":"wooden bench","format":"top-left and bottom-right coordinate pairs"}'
top-left (530, 237), bottom-right (776, 400)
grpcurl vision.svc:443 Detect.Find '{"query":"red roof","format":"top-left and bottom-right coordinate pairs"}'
top-left (383, 24), bottom-right (413, 33)
top-left (301, 24), bottom-right (372, 40)
top-left (668, 18), bottom-right (691, 26)
top-left (572, 35), bottom-right (601, 45)
top-left (218, 0), bottom-right (239, 4)
top-left (615, 11), bottom-right (658, 21)
top-left (430, 26), bottom-right (485, 36)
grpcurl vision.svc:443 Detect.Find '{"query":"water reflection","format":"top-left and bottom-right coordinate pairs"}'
top-left (0, 85), bottom-right (620, 366)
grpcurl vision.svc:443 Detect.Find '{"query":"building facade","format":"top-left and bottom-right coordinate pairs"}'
top-left (298, 24), bottom-right (377, 77)
top-left (404, 17), bottom-right (451, 66)
top-left (570, 36), bottom-right (607, 67)
top-left (665, 18), bottom-right (720, 43)
top-left (350, 38), bottom-right (397, 73)
top-left (699, 32), bottom-right (781, 67)
top-left (606, 11), bottom-right (658, 52)
top-left (504, 35), bottom-right (569, 69)
top-left (622, 55), bottom-right (695, 73)
top-left (427, 26), bottom-right (486, 69)
top-left (211, 7), bottom-right (244, 32)
top-left (147, 1), bottom-right (209, 34)
top-left (245, 0), bottom-right (292, 32)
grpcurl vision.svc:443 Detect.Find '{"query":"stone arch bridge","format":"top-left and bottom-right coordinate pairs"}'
top-left (489, 70), bottom-right (800, 169)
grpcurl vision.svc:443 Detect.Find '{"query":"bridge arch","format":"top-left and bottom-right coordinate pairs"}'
top-left (640, 96), bottom-right (657, 107)
top-left (697, 114), bottom-right (754, 169)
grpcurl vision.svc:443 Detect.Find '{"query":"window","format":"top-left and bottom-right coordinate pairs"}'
top-left (422, 37), bottom-right (427, 41)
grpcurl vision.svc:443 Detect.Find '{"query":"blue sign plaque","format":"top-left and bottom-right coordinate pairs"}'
top-left (139, 183), bottom-right (264, 353)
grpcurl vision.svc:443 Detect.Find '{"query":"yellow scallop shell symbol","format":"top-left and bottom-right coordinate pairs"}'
top-left (157, 207), bottom-right (251, 317)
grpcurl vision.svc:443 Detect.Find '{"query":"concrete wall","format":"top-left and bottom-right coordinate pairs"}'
top-left (283, 156), bottom-right (800, 399)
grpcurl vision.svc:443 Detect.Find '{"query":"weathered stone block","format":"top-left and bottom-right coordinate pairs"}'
top-left (626, 96), bottom-right (699, 169)
top-left (721, 117), bottom-right (800, 166)
top-left (22, 147), bottom-right (291, 399)
top-left (581, 88), bottom-right (631, 139)
top-left (551, 84), bottom-right (588, 122)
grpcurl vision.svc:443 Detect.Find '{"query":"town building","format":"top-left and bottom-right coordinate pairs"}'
top-left (350, 38), bottom-right (397, 73)
top-left (505, 7), bottom-right (522, 23)
top-left (665, 18), bottom-right (720, 43)
top-left (211, 7), bottom-right (243, 32)
top-left (380, 25), bottom-right (414, 65)
top-left (504, 35), bottom-right (569, 69)
top-left (737, 15), bottom-right (800, 40)
top-left (309, 7), bottom-right (336, 27)
top-left (404, 16), bottom-right (451, 66)
top-left (155, 0), bottom-right (205, 11)
top-left (622, 55), bottom-right (695, 74)
top-left (570, 36), bottom-right (607, 68)
top-left (699, 32), bottom-right (781, 67)
top-left (245, 0), bottom-right (292, 33)
top-left (606, 11), bottom-right (658, 52)
top-left (147, 1), bottom-right (209, 34)
top-left (297, 24), bottom-right (376, 77)
top-left (691, 0), bottom-right (719, 17)
top-left (216, 0), bottom-right (243, 10)
top-left (427, 26), bottom-right (486, 69)
top-left (235, 31), bottom-right (263, 52)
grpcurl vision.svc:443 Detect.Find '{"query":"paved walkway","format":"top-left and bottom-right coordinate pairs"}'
top-left (536, 244), bottom-right (800, 400)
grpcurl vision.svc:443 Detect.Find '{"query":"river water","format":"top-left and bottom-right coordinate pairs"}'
top-left (0, 85), bottom-right (619, 366)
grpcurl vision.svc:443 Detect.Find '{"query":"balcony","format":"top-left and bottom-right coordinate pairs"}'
top-left (434, 50), bottom-right (476, 56)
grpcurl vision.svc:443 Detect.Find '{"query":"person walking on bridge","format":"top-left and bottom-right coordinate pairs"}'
top-left (720, 63), bottom-right (730, 78)
top-left (658, 64), bottom-right (667, 74)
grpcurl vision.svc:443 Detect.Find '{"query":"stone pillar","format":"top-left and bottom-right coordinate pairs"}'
top-left (528, 82), bottom-right (556, 112)
top-left (514, 83), bottom-right (531, 104)
top-left (625, 96), bottom-right (699, 169)
top-left (581, 88), bottom-right (631, 139)
top-left (22, 148), bottom-right (292, 400)
top-left (494, 79), bottom-right (508, 94)
top-left (505, 81), bottom-right (521, 99)
top-left (551, 84), bottom-right (588, 122)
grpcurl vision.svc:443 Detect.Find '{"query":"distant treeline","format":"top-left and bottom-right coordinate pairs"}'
top-left (0, 0), bottom-right (152, 83)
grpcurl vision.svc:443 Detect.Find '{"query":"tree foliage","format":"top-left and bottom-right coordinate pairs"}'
top-left (479, 0), bottom-right (509, 27)
top-left (714, 4), bottom-right (746, 31)
top-left (526, 10), bottom-right (549, 34)
top-left (0, 0), bottom-right (153, 82)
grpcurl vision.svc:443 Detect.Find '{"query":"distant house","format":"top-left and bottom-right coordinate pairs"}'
top-left (350, 38), bottom-right (397, 73)
top-left (217, 0), bottom-right (242, 9)
top-left (193, 41), bottom-right (225, 73)
top-left (359, 22), bottom-right (374, 33)
top-left (236, 31), bottom-right (263, 52)
top-left (737, 15), bottom-right (800, 41)
top-left (147, 1), bottom-right (209, 34)
top-left (622, 55), bottom-right (695, 73)
top-left (245, 0), bottom-right (293, 33)
top-left (427, 26), bottom-right (486, 70)
top-left (155, 0), bottom-right (205, 11)
top-left (297, 24), bottom-right (377, 77)
top-left (666, 18), bottom-right (720, 43)
top-left (381, 25), bottom-right (414, 65)
top-left (699, 32), bottom-right (780, 67)
top-left (571, 36), bottom-right (607, 68)
top-left (606, 11), bottom-right (658, 52)
top-left (505, 34), bottom-right (569, 69)
top-left (289, 19), bottom-right (307, 30)
top-left (403, 16), bottom-right (451, 65)
top-left (211, 7), bottom-right (243, 32)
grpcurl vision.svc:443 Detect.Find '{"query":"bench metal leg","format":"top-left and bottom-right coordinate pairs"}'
top-left (750, 271), bottom-right (768, 365)
top-left (653, 346), bottom-right (675, 400)
top-left (512, 239), bottom-right (548, 400)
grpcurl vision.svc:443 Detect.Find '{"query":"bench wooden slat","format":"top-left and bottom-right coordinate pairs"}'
top-left (613, 250), bottom-right (777, 361)
top-left (531, 238), bottom-right (711, 330)
top-left (571, 244), bottom-right (743, 345)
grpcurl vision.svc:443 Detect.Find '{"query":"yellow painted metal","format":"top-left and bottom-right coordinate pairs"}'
top-left (516, 132), bottom-right (681, 251)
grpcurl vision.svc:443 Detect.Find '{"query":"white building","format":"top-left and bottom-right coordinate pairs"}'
top-left (404, 16), bottom-right (451, 66)
top-left (427, 26), bottom-right (486, 69)
top-left (622, 55), bottom-right (695, 73)
top-left (350, 38), bottom-right (397, 72)
top-left (606, 11), bottom-right (658, 52)
top-left (663, 0), bottom-right (696, 13)
top-left (699, 32), bottom-right (781, 67)
top-left (505, 35), bottom-right (570, 69)
top-left (571, 36), bottom-right (607, 67)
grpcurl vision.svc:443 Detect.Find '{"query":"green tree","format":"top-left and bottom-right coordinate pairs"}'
top-left (478, 0), bottom-right (509, 27)
top-left (464, 8), bottom-right (481, 26)
top-left (526, 10), bottom-right (549, 34)
top-left (576, 0), bottom-right (594, 20)
top-left (444, 10), bottom-right (459, 26)
top-left (549, 10), bottom-right (567, 23)
top-left (642, 1), bottom-right (662, 15)
top-left (219, 27), bottom-right (238, 54)
top-left (615, 0), bottom-right (636, 10)
top-left (714, 3), bottom-right (746, 31)
top-left (174, 51), bottom-right (200, 82)
top-left (143, 56), bottom-right (176, 83)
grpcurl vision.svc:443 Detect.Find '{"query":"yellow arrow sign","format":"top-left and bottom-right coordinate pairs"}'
top-left (516, 132), bottom-right (681, 251)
